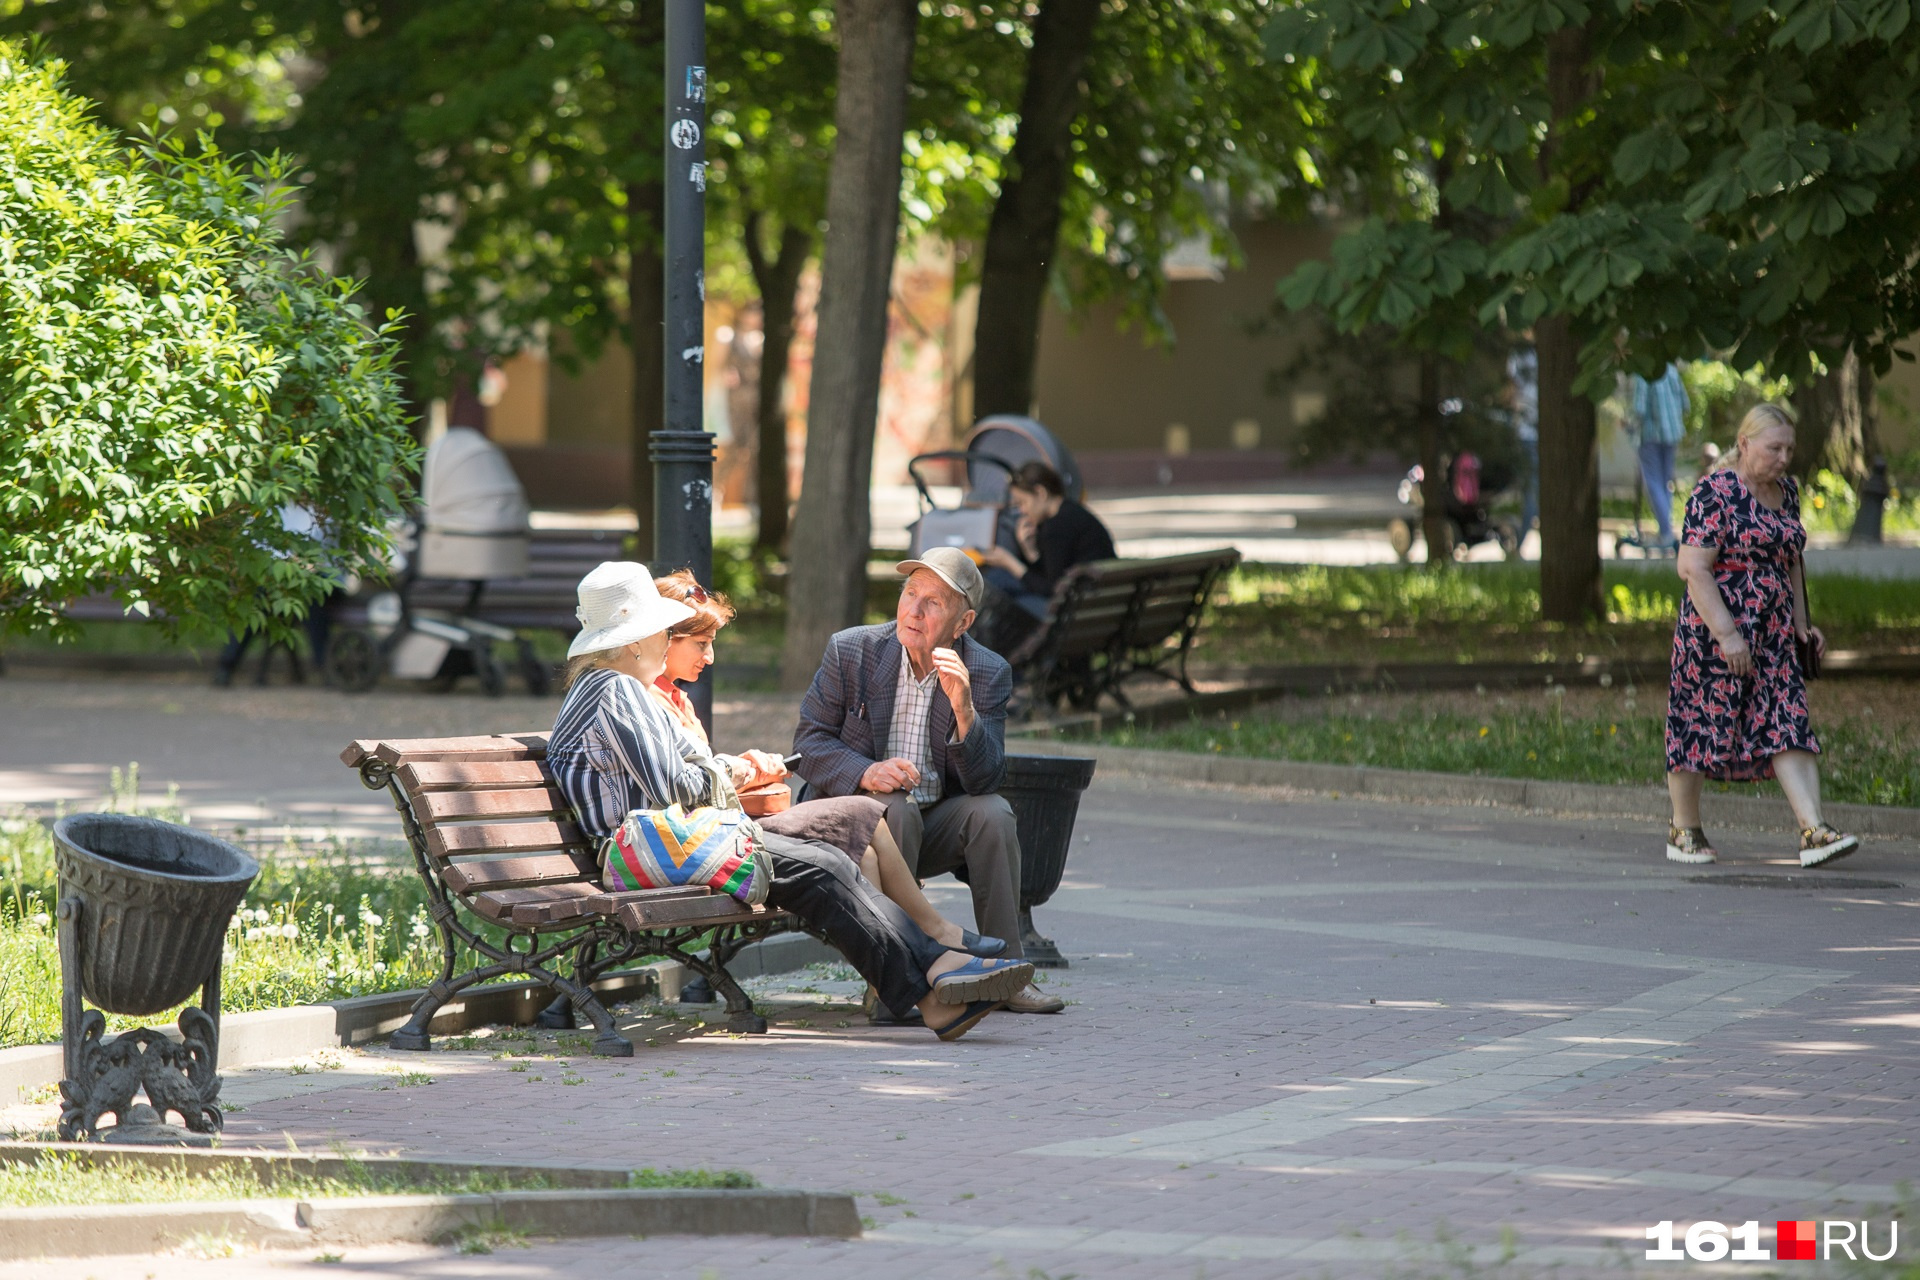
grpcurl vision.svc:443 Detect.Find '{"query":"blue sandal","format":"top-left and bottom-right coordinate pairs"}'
top-left (931, 957), bottom-right (1034, 1004)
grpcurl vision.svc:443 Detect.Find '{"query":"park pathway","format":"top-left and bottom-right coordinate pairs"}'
top-left (6, 765), bottom-right (1915, 1277)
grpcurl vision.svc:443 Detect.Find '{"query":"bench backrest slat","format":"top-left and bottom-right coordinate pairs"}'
top-left (442, 852), bottom-right (593, 894)
top-left (414, 786), bottom-right (573, 825)
top-left (342, 732), bottom-right (552, 770)
top-left (398, 760), bottom-right (553, 791)
top-left (427, 818), bottom-right (584, 859)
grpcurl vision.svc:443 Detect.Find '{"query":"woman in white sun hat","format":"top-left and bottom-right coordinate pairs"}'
top-left (547, 562), bottom-right (1032, 1041)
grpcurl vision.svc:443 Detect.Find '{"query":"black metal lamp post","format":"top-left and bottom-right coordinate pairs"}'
top-left (653, 0), bottom-right (715, 733)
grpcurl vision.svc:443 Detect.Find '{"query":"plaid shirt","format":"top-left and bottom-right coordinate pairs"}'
top-left (888, 645), bottom-right (944, 806)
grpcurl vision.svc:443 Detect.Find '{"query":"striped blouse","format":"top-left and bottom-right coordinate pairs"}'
top-left (548, 668), bottom-right (717, 842)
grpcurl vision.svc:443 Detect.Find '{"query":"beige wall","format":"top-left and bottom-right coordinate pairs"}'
top-left (1031, 220), bottom-right (1338, 456)
top-left (546, 335), bottom-right (634, 449)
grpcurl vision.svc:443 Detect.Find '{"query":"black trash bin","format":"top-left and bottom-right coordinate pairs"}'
top-left (999, 753), bottom-right (1096, 968)
top-left (52, 813), bottom-right (259, 1142)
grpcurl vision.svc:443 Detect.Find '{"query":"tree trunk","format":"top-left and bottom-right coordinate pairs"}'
top-left (1536, 25), bottom-right (1602, 623)
top-left (778, 0), bottom-right (921, 689)
top-left (627, 179), bottom-right (665, 561)
top-left (744, 211), bottom-right (813, 554)
top-left (1416, 353), bottom-right (1451, 565)
top-left (1789, 347), bottom-right (1879, 483)
top-left (1535, 314), bottom-right (1602, 621)
top-left (970, 0), bottom-right (1103, 419)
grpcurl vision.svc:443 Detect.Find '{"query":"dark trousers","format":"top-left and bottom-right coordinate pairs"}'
top-left (874, 790), bottom-right (1024, 959)
top-left (762, 834), bottom-right (947, 1016)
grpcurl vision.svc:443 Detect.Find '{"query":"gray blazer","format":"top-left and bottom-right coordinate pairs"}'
top-left (793, 622), bottom-right (1011, 800)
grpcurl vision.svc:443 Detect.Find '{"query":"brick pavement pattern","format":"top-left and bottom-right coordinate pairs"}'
top-left (5, 772), bottom-right (1916, 1278)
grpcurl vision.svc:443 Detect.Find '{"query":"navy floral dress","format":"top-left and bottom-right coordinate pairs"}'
top-left (1665, 469), bottom-right (1818, 781)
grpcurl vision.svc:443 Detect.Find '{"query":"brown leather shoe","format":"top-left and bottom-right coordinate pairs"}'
top-left (1005, 983), bottom-right (1065, 1014)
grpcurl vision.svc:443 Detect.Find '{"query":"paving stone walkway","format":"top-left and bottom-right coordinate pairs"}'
top-left (7, 767), bottom-right (1916, 1278)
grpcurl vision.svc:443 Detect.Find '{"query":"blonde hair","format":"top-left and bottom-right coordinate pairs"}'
top-left (1725, 403), bottom-right (1795, 467)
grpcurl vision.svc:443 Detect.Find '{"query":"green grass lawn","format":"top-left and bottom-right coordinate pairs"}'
top-left (1192, 563), bottom-right (1920, 668)
top-left (1101, 680), bottom-right (1919, 808)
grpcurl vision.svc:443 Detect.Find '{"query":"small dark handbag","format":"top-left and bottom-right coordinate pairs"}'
top-left (1795, 565), bottom-right (1821, 679)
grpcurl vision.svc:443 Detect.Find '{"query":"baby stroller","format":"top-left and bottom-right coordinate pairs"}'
top-left (904, 415), bottom-right (1085, 558)
top-left (326, 427), bottom-right (550, 695)
top-left (1387, 451), bottom-right (1522, 562)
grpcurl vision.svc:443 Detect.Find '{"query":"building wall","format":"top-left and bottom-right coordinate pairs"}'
top-left (1031, 220), bottom-right (1339, 480)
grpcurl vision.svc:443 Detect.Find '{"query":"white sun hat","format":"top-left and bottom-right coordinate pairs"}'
top-left (568, 561), bottom-right (696, 659)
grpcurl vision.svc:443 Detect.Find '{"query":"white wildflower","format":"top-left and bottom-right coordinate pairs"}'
top-left (411, 921), bottom-right (430, 940)
top-left (373, 962), bottom-right (387, 974)
top-left (280, 923), bottom-right (299, 941)
top-left (30, 912), bottom-right (50, 929)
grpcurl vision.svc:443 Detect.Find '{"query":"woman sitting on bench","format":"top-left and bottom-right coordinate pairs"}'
top-left (650, 569), bottom-right (1005, 959)
top-left (975, 461), bottom-right (1115, 653)
top-left (548, 561), bottom-right (1033, 1041)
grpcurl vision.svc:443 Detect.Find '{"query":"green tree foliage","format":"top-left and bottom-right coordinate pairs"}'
top-left (0, 46), bottom-right (414, 641)
top-left (1267, 0), bottom-right (1920, 617)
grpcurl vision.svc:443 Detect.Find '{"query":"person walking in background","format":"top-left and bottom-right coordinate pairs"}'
top-left (1506, 344), bottom-right (1539, 544)
top-left (1630, 362), bottom-right (1691, 552)
top-left (1663, 404), bottom-right (1858, 869)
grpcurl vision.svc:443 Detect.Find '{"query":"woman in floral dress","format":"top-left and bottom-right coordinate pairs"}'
top-left (1664, 404), bottom-right (1858, 867)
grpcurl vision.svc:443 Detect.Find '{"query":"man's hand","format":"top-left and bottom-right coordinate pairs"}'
top-left (860, 757), bottom-right (922, 793)
top-left (932, 646), bottom-right (975, 740)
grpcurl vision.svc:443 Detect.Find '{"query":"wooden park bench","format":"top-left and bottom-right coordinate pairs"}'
top-left (1006, 548), bottom-right (1242, 711)
top-left (341, 731), bottom-right (795, 1056)
top-left (400, 523), bottom-right (631, 638)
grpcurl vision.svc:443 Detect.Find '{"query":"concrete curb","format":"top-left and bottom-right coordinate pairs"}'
top-left (1011, 739), bottom-right (1920, 840)
top-left (2, 931), bottom-right (840, 1106)
top-left (0, 1188), bottom-right (860, 1261)
top-left (0, 1140), bottom-right (631, 1188)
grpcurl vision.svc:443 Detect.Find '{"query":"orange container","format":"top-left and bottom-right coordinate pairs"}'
top-left (739, 782), bottom-right (791, 817)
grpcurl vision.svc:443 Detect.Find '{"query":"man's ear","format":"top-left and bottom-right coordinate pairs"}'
top-left (954, 608), bottom-right (976, 638)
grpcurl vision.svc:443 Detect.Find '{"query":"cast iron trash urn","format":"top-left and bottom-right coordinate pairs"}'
top-left (956, 754), bottom-right (1096, 968)
top-left (51, 813), bottom-right (259, 1144)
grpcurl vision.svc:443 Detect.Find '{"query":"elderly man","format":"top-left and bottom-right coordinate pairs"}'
top-left (795, 547), bottom-right (1064, 1017)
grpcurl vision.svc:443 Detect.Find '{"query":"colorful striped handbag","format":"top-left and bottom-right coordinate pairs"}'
top-left (601, 804), bottom-right (772, 907)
